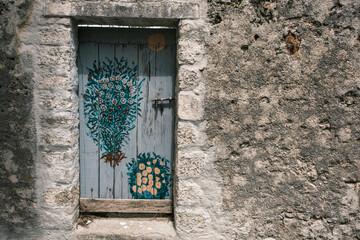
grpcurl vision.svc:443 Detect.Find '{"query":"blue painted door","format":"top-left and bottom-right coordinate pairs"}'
top-left (78, 28), bottom-right (176, 200)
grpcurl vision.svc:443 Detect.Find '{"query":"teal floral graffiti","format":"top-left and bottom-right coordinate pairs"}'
top-left (83, 57), bottom-right (144, 167)
top-left (127, 153), bottom-right (171, 199)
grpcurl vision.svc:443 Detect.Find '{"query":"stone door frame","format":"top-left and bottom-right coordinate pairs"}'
top-left (40, 1), bottom-right (212, 237)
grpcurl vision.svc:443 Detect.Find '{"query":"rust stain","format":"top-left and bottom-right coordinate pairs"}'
top-left (25, 175), bottom-right (31, 182)
top-left (148, 34), bottom-right (165, 51)
top-left (285, 31), bottom-right (300, 55)
top-left (264, 2), bottom-right (271, 8)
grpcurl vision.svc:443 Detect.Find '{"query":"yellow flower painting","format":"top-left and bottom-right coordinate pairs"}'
top-left (139, 163), bottom-right (145, 170)
top-left (142, 177), bottom-right (148, 184)
top-left (149, 180), bottom-right (154, 186)
top-left (127, 152), bottom-right (171, 199)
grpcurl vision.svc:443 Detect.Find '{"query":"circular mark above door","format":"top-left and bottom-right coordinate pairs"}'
top-left (148, 34), bottom-right (165, 51)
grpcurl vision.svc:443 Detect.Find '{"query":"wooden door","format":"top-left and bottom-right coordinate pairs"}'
top-left (78, 28), bottom-right (176, 200)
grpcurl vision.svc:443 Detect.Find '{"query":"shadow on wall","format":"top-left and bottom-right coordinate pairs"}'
top-left (0, 0), bottom-right (37, 237)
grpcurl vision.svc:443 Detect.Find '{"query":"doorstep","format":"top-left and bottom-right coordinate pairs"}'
top-left (72, 217), bottom-right (177, 240)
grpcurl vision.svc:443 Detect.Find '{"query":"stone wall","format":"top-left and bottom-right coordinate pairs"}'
top-left (1, 0), bottom-right (79, 239)
top-left (0, 0), bottom-right (359, 239)
top-left (206, 0), bottom-right (360, 239)
top-left (0, 0), bottom-right (37, 238)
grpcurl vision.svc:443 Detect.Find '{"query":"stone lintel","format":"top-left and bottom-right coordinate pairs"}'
top-left (45, 1), bottom-right (200, 20)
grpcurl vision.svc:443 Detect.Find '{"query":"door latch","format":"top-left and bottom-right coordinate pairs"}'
top-left (152, 97), bottom-right (175, 102)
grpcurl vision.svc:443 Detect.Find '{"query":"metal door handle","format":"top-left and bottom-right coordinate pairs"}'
top-left (152, 97), bottom-right (174, 102)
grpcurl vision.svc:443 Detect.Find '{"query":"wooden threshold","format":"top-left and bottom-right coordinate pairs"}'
top-left (80, 198), bottom-right (172, 214)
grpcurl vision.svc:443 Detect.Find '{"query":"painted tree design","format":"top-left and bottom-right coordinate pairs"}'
top-left (83, 57), bottom-right (144, 167)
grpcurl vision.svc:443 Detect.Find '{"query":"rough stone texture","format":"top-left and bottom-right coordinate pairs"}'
top-left (74, 218), bottom-right (177, 240)
top-left (177, 151), bottom-right (206, 178)
top-left (178, 66), bottom-right (201, 91)
top-left (34, 14), bottom-right (80, 240)
top-left (1, 0), bottom-right (359, 239)
top-left (206, 0), bottom-right (360, 239)
top-left (45, 1), bottom-right (200, 20)
top-left (0, 0), bottom-right (38, 238)
top-left (177, 92), bottom-right (203, 121)
top-left (1, 0), bottom-right (79, 239)
top-left (174, 6), bottom-right (225, 238)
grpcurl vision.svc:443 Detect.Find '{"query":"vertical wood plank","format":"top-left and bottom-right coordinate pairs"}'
top-left (135, 45), bottom-right (157, 199)
top-left (98, 44), bottom-right (115, 198)
top-left (153, 45), bottom-right (176, 199)
top-left (137, 45), bottom-right (157, 155)
top-left (79, 43), bottom-right (99, 198)
top-left (114, 44), bottom-right (139, 199)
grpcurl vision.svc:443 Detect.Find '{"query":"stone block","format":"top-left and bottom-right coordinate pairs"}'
top-left (40, 129), bottom-right (78, 147)
top-left (178, 92), bottom-right (202, 120)
top-left (41, 149), bottom-right (79, 166)
top-left (178, 39), bottom-right (204, 65)
top-left (179, 20), bottom-right (208, 40)
top-left (44, 166), bottom-right (76, 185)
top-left (177, 151), bottom-right (205, 178)
top-left (41, 29), bottom-right (71, 46)
top-left (177, 121), bottom-right (197, 147)
top-left (175, 209), bottom-right (209, 232)
top-left (176, 181), bottom-right (202, 206)
top-left (46, 1), bottom-right (72, 16)
top-left (44, 186), bottom-right (78, 207)
top-left (39, 75), bottom-right (75, 90)
top-left (39, 46), bottom-right (72, 66)
top-left (178, 67), bottom-right (200, 90)
top-left (39, 63), bottom-right (72, 76)
top-left (38, 90), bottom-right (74, 111)
top-left (45, 1), bottom-right (200, 19)
top-left (40, 112), bottom-right (78, 129)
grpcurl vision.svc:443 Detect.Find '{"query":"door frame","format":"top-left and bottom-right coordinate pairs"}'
top-left (39, 0), bottom-right (209, 236)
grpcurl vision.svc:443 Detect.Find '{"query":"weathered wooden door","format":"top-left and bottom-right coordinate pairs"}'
top-left (78, 27), bottom-right (175, 200)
